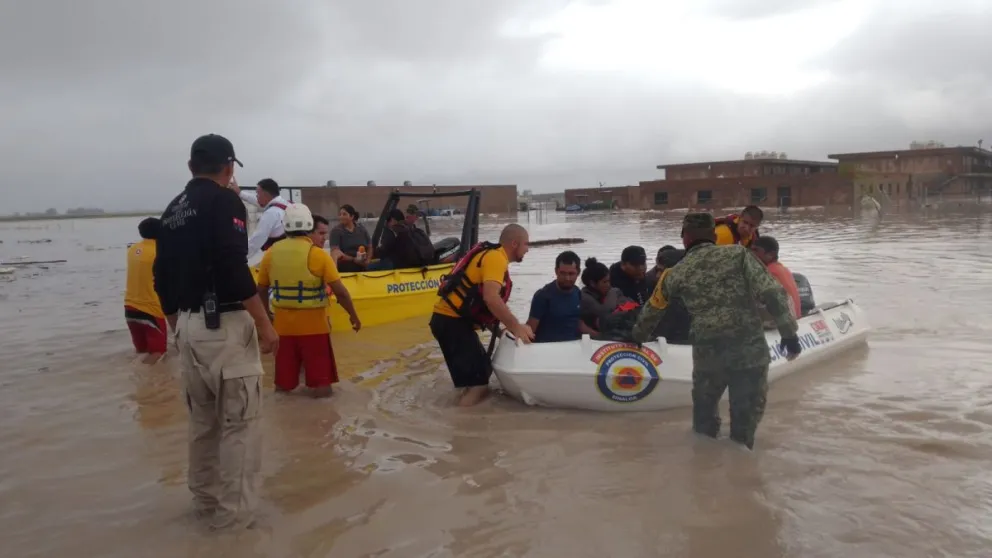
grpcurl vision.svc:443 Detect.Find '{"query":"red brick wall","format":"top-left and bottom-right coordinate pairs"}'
top-left (299, 184), bottom-right (518, 219)
top-left (840, 153), bottom-right (963, 175)
top-left (637, 173), bottom-right (853, 210)
top-left (834, 148), bottom-right (992, 176)
top-left (664, 161), bottom-right (837, 180)
top-left (666, 161), bottom-right (759, 180)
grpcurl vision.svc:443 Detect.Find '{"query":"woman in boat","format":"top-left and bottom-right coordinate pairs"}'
top-left (329, 204), bottom-right (372, 273)
top-left (579, 257), bottom-right (633, 331)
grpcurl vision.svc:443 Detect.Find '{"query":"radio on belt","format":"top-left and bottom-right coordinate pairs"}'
top-left (203, 291), bottom-right (221, 330)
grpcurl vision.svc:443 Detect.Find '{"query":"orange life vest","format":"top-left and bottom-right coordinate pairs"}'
top-left (437, 241), bottom-right (512, 326)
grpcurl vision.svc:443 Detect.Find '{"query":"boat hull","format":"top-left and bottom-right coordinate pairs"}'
top-left (491, 299), bottom-right (870, 412)
top-left (251, 263), bottom-right (453, 328)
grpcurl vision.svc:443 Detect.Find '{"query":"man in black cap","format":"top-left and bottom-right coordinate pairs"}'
top-left (609, 245), bottom-right (650, 305)
top-left (153, 133), bottom-right (278, 530)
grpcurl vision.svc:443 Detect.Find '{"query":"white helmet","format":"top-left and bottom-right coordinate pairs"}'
top-left (283, 203), bottom-right (314, 233)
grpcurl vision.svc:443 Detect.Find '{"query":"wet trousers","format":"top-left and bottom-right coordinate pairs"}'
top-left (177, 310), bottom-right (264, 530)
top-left (691, 365), bottom-right (769, 450)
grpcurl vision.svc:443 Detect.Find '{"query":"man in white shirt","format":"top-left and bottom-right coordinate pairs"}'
top-left (238, 178), bottom-right (288, 260)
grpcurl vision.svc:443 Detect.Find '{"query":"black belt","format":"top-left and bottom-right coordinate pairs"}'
top-left (183, 302), bottom-right (245, 314)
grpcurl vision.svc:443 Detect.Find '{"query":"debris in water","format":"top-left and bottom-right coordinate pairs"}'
top-left (2, 259), bottom-right (66, 266)
top-left (529, 237), bottom-right (586, 247)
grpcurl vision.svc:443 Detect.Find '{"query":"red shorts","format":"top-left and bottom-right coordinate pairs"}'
top-left (275, 334), bottom-right (339, 391)
top-left (125, 306), bottom-right (167, 354)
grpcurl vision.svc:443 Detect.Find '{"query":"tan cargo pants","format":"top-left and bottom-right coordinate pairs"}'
top-left (176, 309), bottom-right (263, 530)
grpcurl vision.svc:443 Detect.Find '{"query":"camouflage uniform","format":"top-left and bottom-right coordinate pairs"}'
top-left (632, 213), bottom-right (799, 449)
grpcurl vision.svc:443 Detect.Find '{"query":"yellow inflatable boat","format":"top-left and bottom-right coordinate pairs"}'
top-left (251, 188), bottom-right (481, 329)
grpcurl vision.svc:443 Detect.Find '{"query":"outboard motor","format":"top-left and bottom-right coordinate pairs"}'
top-left (433, 237), bottom-right (461, 264)
top-left (793, 272), bottom-right (816, 316)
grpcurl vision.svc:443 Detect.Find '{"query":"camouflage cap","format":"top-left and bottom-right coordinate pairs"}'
top-left (406, 203), bottom-right (420, 215)
top-left (682, 212), bottom-right (716, 229)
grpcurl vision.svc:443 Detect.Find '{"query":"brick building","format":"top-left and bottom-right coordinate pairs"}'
top-left (659, 153), bottom-right (838, 180)
top-left (561, 153), bottom-right (852, 211)
top-left (829, 145), bottom-right (992, 205)
top-left (296, 184), bottom-right (518, 220)
top-left (637, 172), bottom-right (853, 211)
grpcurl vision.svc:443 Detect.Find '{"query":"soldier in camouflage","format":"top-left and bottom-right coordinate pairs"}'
top-left (631, 212), bottom-right (803, 449)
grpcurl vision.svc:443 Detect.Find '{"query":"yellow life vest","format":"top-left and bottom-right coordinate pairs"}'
top-left (269, 238), bottom-right (328, 310)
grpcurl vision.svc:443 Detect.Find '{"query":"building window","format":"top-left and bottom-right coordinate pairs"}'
top-left (750, 188), bottom-right (767, 203)
top-left (697, 190), bottom-right (712, 204)
top-left (653, 191), bottom-right (668, 205)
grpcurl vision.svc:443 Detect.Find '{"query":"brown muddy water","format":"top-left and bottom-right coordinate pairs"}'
top-left (2, 208), bottom-right (992, 558)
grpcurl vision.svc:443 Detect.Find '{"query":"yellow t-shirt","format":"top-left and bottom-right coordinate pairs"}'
top-left (257, 237), bottom-right (342, 337)
top-left (125, 239), bottom-right (164, 318)
top-left (433, 246), bottom-right (510, 318)
top-left (715, 219), bottom-right (755, 247)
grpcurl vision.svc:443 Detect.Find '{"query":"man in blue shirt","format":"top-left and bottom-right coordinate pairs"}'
top-left (527, 251), bottom-right (596, 343)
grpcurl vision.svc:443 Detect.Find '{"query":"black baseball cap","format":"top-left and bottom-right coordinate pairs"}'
top-left (621, 245), bottom-right (647, 265)
top-left (190, 134), bottom-right (243, 168)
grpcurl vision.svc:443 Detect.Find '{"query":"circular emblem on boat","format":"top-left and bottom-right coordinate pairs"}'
top-left (590, 343), bottom-right (662, 403)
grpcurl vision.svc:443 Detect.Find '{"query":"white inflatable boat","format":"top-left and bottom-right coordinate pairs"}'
top-left (491, 299), bottom-right (870, 412)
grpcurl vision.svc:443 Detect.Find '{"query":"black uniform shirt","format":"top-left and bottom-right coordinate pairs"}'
top-left (153, 178), bottom-right (257, 314)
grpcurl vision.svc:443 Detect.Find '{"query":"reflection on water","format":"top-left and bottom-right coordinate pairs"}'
top-left (2, 208), bottom-right (992, 557)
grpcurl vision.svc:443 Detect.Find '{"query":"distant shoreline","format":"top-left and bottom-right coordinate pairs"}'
top-left (0, 211), bottom-right (157, 223)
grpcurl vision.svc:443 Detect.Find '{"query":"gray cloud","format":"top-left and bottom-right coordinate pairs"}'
top-left (1, 0), bottom-right (990, 213)
top-left (694, 0), bottom-right (844, 21)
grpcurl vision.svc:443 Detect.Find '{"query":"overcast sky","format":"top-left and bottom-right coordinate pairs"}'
top-left (2, 0), bottom-right (990, 212)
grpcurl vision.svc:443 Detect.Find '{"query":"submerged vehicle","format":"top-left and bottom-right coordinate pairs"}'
top-left (491, 296), bottom-right (869, 412)
top-left (250, 188), bottom-right (481, 328)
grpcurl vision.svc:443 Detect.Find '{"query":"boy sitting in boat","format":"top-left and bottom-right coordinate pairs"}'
top-left (750, 235), bottom-right (801, 324)
top-left (526, 251), bottom-right (597, 343)
top-left (646, 246), bottom-right (685, 291)
top-left (608, 246), bottom-right (651, 305)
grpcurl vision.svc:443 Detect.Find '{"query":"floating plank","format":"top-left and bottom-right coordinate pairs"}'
top-left (1, 259), bottom-right (67, 266)
top-left (529, 238), bottom-right (586, 247)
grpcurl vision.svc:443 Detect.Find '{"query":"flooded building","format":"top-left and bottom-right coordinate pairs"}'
top-left (659, 151), bottom-right (838, 180)
top-left (829, 143), bottom-right (992, 206)
top-left (640, 152), bottom-right (848, 210)
top-left (562, 152), bottom-right (851, 211)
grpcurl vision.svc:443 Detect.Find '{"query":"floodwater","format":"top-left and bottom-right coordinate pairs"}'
top-left (2, 207), bottom-right (992, 558)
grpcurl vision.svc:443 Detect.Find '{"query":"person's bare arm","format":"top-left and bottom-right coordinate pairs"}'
top-left (257, 285), bottom-right (270, 314)
top-left (243, 294), bottom-right (279, 354)
top-left (483, 280), bottom-right (522, 329)
top-left (328, 280), bottom-right (361, 331)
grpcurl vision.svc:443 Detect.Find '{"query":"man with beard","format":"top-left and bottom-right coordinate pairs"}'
top-left (431, 223), bottom-right (534, 406)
